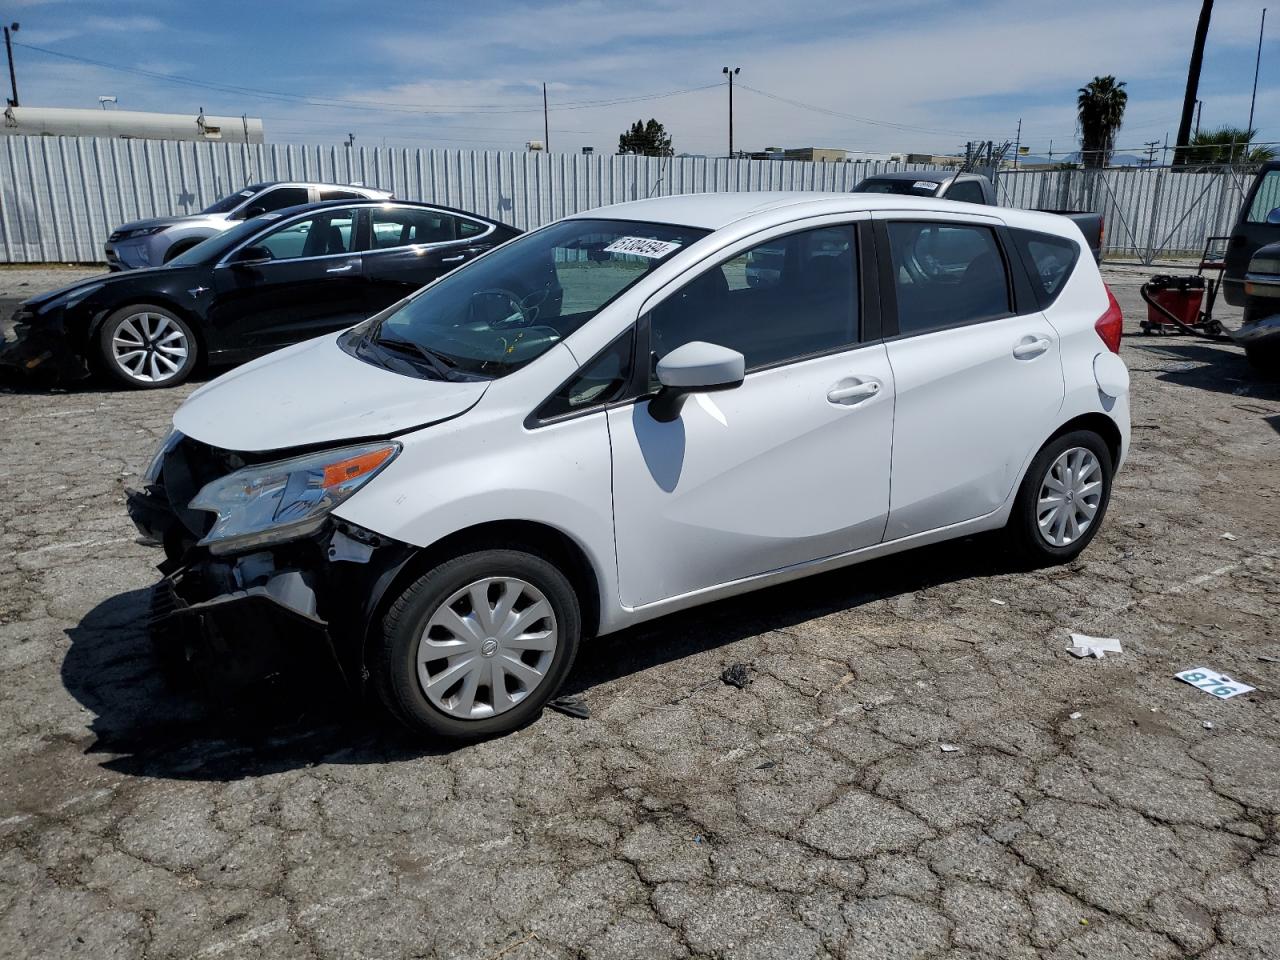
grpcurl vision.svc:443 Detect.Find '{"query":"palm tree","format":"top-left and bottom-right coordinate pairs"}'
top-left (1077, 76), bottom-right (1128, 168)
top-left (1186, 126), bottom-right (1276, 167)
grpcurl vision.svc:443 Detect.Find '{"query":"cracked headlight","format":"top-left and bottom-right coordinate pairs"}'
top-left (190, 442), bottom-right (400, 555)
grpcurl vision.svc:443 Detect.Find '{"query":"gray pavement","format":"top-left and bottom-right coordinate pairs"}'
top-left (1, 264), bottom-right (1277, 959)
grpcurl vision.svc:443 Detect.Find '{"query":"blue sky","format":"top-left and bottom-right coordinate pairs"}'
top-left (7, 0), bottom-right (1278, 157)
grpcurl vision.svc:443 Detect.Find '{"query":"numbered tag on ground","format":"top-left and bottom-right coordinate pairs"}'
top-left (1175, 668), bottom-right (1255, 700)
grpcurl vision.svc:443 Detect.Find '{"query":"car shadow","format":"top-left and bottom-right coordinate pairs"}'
top-left (1126, 337), bottom-right (1280, 401)
top-left (0, 367), bottom-right (218, 396)
top-left (63, 533), bottom-right (1022, 782)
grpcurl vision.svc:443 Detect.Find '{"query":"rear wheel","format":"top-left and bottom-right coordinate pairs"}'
top-left (1006, 430), bottom-right (1113, 565)
top-left (97, 304), bottom-right (198, 389)
top-left (372, 549), bottom-right (581, 740)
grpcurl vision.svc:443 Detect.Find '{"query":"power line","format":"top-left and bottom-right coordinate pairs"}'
top-left (12, 40), bottom-right (724, 116)
top-left (734, 82), bottom-right (987, 139)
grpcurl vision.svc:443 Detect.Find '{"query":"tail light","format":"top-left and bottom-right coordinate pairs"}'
top-left (1095, 285), bottom-right (1124, 353)
top-left (1098, 216), bottom-right (1105, 252)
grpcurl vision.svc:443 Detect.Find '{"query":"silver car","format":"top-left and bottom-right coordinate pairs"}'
top-left (104, 181), bottom-right (392, 270)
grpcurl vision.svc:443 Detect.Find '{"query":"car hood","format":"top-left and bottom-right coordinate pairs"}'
top-left (22, 265), bottom-right (197, 310)
top-left (114, 213), bottom-right (224, 233)
top-left (173, 333), bottom-right (489, 453)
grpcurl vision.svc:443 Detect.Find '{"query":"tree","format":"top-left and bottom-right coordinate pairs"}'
top-left (1185, 126), bottom-right (1276, 167)
top-left (1077, 76), bottom-right (1128, 168)
top-left (618, 119), bottom-right (673, 157)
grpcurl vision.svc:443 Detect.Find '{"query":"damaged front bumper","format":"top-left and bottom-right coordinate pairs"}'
top-left (0, 307), bottom-right (92, 380)
top-left (131, 480), bottom-right (416, 694)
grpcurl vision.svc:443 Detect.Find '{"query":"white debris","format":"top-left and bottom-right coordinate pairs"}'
top-left (1067, 634), bottom-right (1123, 659)
top-left (1175, 668), bottom-right (1255, 700)
top-left (1069, 711), bottom-right (1083, 720)
top-left (989, 598), bottom-right (1007, 606)
top-left (1221, 533), bottom-right (1239, 541)
top-left (939, 743), bottom-right (961, 753)
top-left (1202, 721), bottom-right (1214, 730)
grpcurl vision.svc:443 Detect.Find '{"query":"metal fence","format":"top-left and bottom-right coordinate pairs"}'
top-left (0, 135), bottom-right (944, 263)
top-left (0, 134), bottom-right (1263, 265)
top-left (997, 164), bottom-right (1258, 263)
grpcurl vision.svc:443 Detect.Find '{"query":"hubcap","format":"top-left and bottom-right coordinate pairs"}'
top-left (1037, 447), bottom-right (1103, 547)
top-left (416, 577), bottom-right (558, 720)
top-left (111, 312), bottom-right (189, 383)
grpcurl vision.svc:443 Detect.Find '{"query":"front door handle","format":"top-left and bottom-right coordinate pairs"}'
top-left (827, 379), bottom-right (881, 404)
top-left (1012, 336), bottom-right (1052, 359)
top-left (326, 263), bottom-right (355, 274)
top-left (440, 254), bottom-right (466, 263)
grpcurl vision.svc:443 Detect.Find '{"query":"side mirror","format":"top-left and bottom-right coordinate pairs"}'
top-left (1267, 207), bottom-right (1280, 225)
top-left (231, 245), bottom-right (273, 266)
top-left (649, 341), bottom-right (745, 422)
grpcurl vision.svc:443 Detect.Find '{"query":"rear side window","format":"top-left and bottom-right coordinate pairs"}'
top-left (320, 188), bottom-right (363, 202)
top-left (885, 221), bottom-right (1011, 336)
top-left (1245, 170), bottom-right (1280, 224)
top-left (1010, 229), bottom-right (1080, 308)
top-left (945, 180), bottom-right (987, 205)
top-left (370, 208), bottom-right (458, 248)
top-left (458, 219), bottom-right (489, 238)
top-left (251, 187), bottom-right (310, 213)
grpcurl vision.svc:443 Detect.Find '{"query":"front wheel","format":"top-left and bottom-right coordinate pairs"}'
top-left (97, 304), bottom-right (198, 388)
top-left (371, 549), bottom-right (581, 740)
top-left (1006, 430), bottom-right (1114, 565)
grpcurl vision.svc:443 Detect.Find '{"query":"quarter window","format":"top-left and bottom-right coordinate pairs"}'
top-left (885, 222), bottom-right (1011, 335)
top-left (648, 225), bottom-right (858, 378)
top-left (537, 329), bottom-right (634, 419)
top-left (458, 219), bottom-right (489, 238)
top-left (1011, 229), bottom-right (1079, 307)
top-left (256, 210), bottom-right (355, 260)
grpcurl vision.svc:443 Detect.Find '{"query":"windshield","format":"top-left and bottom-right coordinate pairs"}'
top-left (853, 178), bottom-right (942, 197)
top-left (166, 212), bottom-right (290, 267)
top-left (201, 183), bottom-right (269, 215)
top-left (348, 217), bottom-right (708, 379)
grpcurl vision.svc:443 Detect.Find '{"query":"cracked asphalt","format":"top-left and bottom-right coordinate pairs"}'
top-left (1, 262), bottom-right (1278, 959)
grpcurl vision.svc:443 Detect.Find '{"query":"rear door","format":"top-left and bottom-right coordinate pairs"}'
top-left (361, 206), bottom-right (500, 307)
top-left (873, 211), bottom-right (1065, 540)
top-left (208, 206), bottom-right (366, 352)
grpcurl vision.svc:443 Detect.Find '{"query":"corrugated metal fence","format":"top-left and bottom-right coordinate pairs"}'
top-left (0, 134), bottom-right (1263, 264)
top-left (997, 165), bottom-right (1257, 262)
top-left (0, 135), bottom-right (943, 263)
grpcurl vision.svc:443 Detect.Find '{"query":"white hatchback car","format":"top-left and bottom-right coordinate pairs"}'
top-left (127, 192), bottom-right (1130, 739)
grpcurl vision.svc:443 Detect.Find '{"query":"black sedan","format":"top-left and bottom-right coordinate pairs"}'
top-left (0, 200), bottom-right (520, 388)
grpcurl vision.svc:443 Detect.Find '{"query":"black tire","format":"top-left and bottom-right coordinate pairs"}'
top-left (96, 304), bottom-right (199, 389)
top-left (1006, 429), bottom-right (1114, 566)
top-left (372, 549), bottom-right (582, 740)
top-left (1245, 342), bottom-right (1280, 377)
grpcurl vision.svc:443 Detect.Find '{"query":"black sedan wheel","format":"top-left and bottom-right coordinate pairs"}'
top-left (97, 304), bottom-right (198, 389)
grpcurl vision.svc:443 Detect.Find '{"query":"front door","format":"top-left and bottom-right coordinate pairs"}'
top-left (209, 206), bottom-right (365, 353)
top-left (608, 221), bottom-right (895, 609)
top-left (874, 213), bottom-right (1066, 539)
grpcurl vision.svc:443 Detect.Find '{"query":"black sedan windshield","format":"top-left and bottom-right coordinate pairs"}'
top-left (352, 218), bottom-right (708, 378)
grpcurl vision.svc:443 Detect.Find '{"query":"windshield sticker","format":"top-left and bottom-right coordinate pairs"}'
top-left (914, 181), bottom-right (940, 191)
top-left (603, 236), bottom-right (683, 259)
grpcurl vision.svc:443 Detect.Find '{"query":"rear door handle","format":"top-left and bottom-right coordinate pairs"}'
top-left (326, 263), bottom-right (355, 274)
top-left (827, 379), bottom-right (881, 404)
top-left (1013, 336), bottom-right (1052, 359)
top-left (441, 254), bottom-right (466, 263)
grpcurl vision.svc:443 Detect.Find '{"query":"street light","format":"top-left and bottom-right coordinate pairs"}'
top-left (722, 66), bottom-right (740, 158)
top-left (4, 21), bottom-right (19, 108)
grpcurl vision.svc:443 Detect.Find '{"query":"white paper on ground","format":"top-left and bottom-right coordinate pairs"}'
top-left (1067, 634), bottom-right (1123, 659)
top-left (1175, 668), bottom-right (1255, 700)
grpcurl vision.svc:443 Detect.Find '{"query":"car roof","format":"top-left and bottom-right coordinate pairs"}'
top-left (255, 181), bottom-right (392, 195)
top-left (568, 190), bottom-right (1065, 233)
top-left (857, 170), bottom-right (977, 184)
top-left (252, 198), bottom-right (513, 228)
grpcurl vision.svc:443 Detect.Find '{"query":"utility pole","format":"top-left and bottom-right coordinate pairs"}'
top-left (1247, 8), bottom-right (1267, 150)
top-left (722, 66), bottom-right (740, 157)
top-left (1013, 118), bottom-right (1021, 169)
top-left (1174, 0), bottom-right (1214, 165)
top-left (3, 22), bottom-right (19, 108)
top-left (542, 82), bottom-right (549, 153)
top-left (1143, 140), bottom-right (1160, 165)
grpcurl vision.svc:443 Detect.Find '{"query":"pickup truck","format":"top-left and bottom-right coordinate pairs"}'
top-left (851, 171), bottom-right (1104, 263)
top-left (1221, 161), bottom-right (1280, 372)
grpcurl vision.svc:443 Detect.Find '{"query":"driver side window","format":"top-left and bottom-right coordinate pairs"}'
top-left (885, 221), bottom-right (1011, 336)
top-left (257, 211), bottom-right (355, 261)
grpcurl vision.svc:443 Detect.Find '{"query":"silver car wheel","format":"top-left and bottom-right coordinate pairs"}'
top-left (1037, 446), bottom-right (1103, 547)
top-left (416, 577), bottom-right (559, 720)
top-left (111, 312), bottom-right (189, 384)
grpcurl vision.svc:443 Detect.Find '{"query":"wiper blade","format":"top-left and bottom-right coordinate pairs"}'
top-left (371, 333), bottom-right (479, 382)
